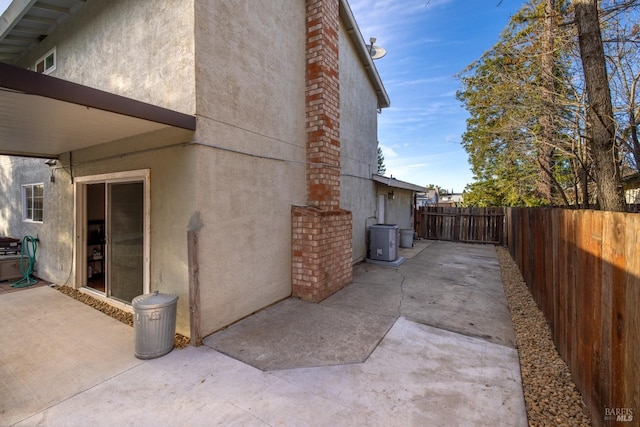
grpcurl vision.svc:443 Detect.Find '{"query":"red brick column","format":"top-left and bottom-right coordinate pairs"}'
top-left (291, 0), bottom-right (352, 301)
top-left (292, 206), bottom-right (352, 302)
top-left (305, 0), bottom-right (340, 209)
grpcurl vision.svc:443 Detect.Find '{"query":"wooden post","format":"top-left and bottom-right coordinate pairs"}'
top-left (453, 210), bottom-right (460, 241)
top-left (187, 230), bottom-right (202, 346)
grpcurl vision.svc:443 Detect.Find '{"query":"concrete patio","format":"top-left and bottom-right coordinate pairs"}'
top-left (0, 240), bottom-right (527, 426)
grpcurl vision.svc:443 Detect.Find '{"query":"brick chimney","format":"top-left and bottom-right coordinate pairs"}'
top-left (291, 0), bottom-right (352, 302)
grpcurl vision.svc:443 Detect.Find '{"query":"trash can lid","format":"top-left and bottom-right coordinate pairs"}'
top-left (132, 290), bottom-right (178, 309)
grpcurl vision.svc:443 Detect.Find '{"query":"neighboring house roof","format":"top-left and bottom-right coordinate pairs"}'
top-left (419, 188), bottom-right (439, 200)
top-left (425, 189), bottom-right (439, 198)
top-left (622, 172), bottom-right (640, 189)
top-left (339, 0), bottom-right (390, 110)
top-left (416, 190), bottom-right (439, 206)
top-left (440, 193), bottom-right (464, 202)
top-left (0, 62), bottom-right (196, 158)
top-left (372, 174), bottom-right (426, 192)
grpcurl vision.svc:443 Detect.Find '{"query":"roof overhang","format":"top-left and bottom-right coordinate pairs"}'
top-left (339, 0), bottom-right (390, 110)
top-left (1, 0), bottom-right (88, 64)
top-left (373, 174), bottom-right (427, 192)
top-left (0, 62), bottom-right (196, 158)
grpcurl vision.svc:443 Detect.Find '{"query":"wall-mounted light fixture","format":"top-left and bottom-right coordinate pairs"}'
top-left (44, 159), bottom-right (58, 183)
top-left (388, 190), bottom-right (395, 200)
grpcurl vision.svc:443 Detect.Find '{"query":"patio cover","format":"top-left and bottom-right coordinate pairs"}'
top-left (0, 62), bottom-right (196, 158)
top-left (372, 174), bottom-right (427, 193)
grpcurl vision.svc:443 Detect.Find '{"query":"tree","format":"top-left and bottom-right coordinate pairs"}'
top-left (457, 0), bottom-right (574, 207)
top-left (605, 3), bottom-right (640, 173)
top-left (377, 145), bottom-right (386, 175)
top-left (537, 0), bottom-right (557, 202)
top-left (458, 0), bottom-right (638, 210)
top-left (571, 0), bottom-right (626, 211)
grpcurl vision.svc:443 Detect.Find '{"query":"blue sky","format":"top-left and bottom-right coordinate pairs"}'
top-left (349, 0), bottom-right (524, 192)
top-left (1, 0), bottom-right (522, 192)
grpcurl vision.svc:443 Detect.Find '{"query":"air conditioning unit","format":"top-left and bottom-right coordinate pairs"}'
top-left (369, 224), bottom-right (399, 262)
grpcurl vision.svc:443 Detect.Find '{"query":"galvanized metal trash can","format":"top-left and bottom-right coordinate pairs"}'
top-left (132, 291), bottom-right (178, 359)
top-left (400, 229), bottom-right (414, 248)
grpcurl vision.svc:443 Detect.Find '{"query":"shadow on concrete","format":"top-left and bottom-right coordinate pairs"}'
top-left (205, 240), bottom-right (516, 371)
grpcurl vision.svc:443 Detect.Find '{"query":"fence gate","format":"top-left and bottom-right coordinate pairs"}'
top-left (415, 207), bottom-right (505, 244)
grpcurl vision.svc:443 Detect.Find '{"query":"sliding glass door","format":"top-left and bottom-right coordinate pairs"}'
top-left (76, 170), bottom-right (149, 303)
top-left (108, 182), bottom-right (144, 303)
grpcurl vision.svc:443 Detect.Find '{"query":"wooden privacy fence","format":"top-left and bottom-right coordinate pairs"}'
top-left (506, 208), bottom-right (639, 427)
top-left (415, 207), bottom-right (505, 244)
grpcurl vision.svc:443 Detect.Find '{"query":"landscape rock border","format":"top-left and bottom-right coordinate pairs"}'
top-left (496, 247), bottom-right (591, 426)
top-left (53, 285), bottom-right (190, 349)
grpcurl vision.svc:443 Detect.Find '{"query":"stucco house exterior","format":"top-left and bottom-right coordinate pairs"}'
top-left (0, 0), bottom-right (391, 341)
top-left (622, 172), bottom-right (640, 206)
top-left (438, 192), bottom-right (464, 207)
top-left (372, 175), bottom-right (425, 228)
top-left (416, 189), bottom-right (440, 207)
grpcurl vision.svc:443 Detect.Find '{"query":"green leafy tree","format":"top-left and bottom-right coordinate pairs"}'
top-left (457, 0), bottom-right (584, 207)
top-left (458, 0), bottom-right (639, 210)
top-left (457, 9), bottom-right (556, 207)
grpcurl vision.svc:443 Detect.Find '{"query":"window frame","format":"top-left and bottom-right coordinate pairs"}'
top-left (35, 47), bottom-right (56, 75)
top-left (22, 183), bottom-right (44, 223)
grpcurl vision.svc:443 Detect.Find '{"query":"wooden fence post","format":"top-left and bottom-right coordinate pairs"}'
top-left (187, 230), bottom-right (202, 347)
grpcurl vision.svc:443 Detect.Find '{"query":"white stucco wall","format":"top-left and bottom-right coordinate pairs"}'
top-left (2, 0), bottom-right (387, 339)
top-left (192, 0), bottom-right (307, 335)
top-left (4, 0), bottom-right (308, 338)
top-left (4, 0), bottom-right (198, 335)
top-left (0, 147), bottom-right (197, 338)
top-left (16, 0), bottom-right (196, 114)
top-left (377, 186), bottom-right (416, 230)
top-left (67, 134), bottom-right (196, 336)
top-left (338, 23), bottom-right (380, 263)
top-left (0, 155), bottom-right (74, 285)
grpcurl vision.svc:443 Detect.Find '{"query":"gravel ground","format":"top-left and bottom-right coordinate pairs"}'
top-left (496, 247), bottom-right (592, 426)
top-left (53, 285), bottom-right (190, 349)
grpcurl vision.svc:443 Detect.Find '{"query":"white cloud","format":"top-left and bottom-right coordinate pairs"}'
top-left (390, 76), bottom-right (449, 87)
top-left (382, 150), bottom-right (471, 189)
top-left (348, 0), bottom-right (433, 45)
top-left (379, 144), bottom-right (398, 159)
top-left (444, 134), bottom-right (461, 144)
